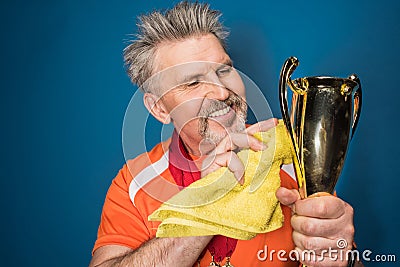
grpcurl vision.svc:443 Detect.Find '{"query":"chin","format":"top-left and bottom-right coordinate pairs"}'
top-left (198, 109), bottom-right (247, 144)
top-left (204, 131), bottom-right (226, 145)
top-left (206, 122), bottom-right (245, 144)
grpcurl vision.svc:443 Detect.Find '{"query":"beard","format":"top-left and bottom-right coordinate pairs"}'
top-left (197, 92), bottom-right (247, 144)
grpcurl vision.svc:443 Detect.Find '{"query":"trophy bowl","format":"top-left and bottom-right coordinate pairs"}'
top-left (279, 57), bottom-right (362, 198)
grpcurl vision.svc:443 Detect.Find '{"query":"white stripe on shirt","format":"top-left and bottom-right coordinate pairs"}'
top-left (129, 151), bottom-right (169, 206)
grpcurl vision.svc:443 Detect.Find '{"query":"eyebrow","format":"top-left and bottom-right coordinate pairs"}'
top-left (222, 58), bottom-right (233, 67)
top-left (216, 58), bottom-right (233, 72)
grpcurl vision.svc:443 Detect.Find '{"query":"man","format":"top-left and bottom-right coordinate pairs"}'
top-left (90, 2), bottom-right (357, 266)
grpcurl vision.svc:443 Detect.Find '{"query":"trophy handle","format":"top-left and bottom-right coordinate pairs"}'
top-left (348, 74), bottom-right (362, 139)
top-left (279, 57), bottom-right (299, 133)
top-left (278, 57), bottom-right (299, 156)
top-left (279, 57), bottom-right (307, 198)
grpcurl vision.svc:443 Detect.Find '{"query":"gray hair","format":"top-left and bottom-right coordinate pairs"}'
top-left (123, 1), bottom-right (229, 92)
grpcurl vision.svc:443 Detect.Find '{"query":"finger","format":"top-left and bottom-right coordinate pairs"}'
top-left (202, 151), bottom-right (245, 184)
top-left (292, 231), bottom-right (342, 255)
top-left (291, 214), bottom-right (354, 238)
top-left (276, 187), bottom-right (300, 211)
top-left (217, 151), bottom-right (245, 184)
top-left (245, 118), bottom-right (278, 135)
top-left (294, 196), bottom-right (346, 219)
top-left (213, 132), bottom-right (266, 155)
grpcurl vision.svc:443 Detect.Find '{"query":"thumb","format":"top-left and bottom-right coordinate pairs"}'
top-left (276, 187), bottom-right (300, 211)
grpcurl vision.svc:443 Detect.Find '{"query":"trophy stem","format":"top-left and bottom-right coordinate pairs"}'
top-left (297, 93), bottom-right (307, 199)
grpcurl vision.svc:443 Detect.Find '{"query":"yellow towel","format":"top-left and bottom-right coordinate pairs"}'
top-left (148, 120), bottom-right (293, 240)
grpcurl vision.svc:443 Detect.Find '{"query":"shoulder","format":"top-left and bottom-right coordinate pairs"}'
top-left (93, 140), bottom-right (174, 253)
top-left (114, 138), bottom-right (179, 209)
top-left (116, 139), bottom-right (171, 187)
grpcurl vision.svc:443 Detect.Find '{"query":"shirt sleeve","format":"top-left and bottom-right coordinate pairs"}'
top-left (92, 164), bottom-right (151, 254)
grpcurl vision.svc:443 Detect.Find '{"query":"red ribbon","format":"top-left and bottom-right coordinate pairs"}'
top-left (168, 130), bottom-right (238, 262)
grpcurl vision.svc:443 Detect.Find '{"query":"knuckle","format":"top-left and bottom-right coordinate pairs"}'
top-left (315, 201), bottom-right (329, 217)
top-left (301, 220), bottom-right (315, 234)
top-left (302, 236), bottom-right (318, 251)
top-left (346, 204), bottom-right (354, 217)
top-left (345, 224), bottom-right (355, 239)
top-left (224, 139), bottom-right (234, 151)
top-left (291, 215), bottom-right (300, 230)
top-left (291, 232), bottom-right (300, 247)
top-left (248, 136), bottom-right (258, 145)
top-left (290, 216), bottom-right (297, 228)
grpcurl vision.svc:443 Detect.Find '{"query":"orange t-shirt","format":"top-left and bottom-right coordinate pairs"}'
top-left (93, 139), bottom-right (300, 266)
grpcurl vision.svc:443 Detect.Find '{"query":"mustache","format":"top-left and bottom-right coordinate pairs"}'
top-left (198, 93), bottom-right (247, 137)
top-left (198, 93), bottom-right (246, 118)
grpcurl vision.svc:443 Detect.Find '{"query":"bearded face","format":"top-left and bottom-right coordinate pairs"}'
top-left (144, 35), bottom-right (247, 155)
top-left (198, 92), bottom-right (247, 144)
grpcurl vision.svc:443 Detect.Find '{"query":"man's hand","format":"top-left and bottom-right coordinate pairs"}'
top-left (276, 187), bottom-right (355, 267)
top-left (201, 118), bottom-right (278, 184)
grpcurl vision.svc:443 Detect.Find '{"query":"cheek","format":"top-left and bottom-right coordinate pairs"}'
top-left (168, 97), bottom-right (204, 127)
top-left (173, 112), bottom-right (203, 138)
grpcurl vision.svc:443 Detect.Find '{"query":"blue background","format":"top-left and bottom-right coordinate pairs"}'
top-left (1, 0), bottom-right (399, 266)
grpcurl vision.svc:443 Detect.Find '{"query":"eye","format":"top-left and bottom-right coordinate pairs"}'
top-left (216, 66), bottom-right (233, 77)
top-left (186, 80), bottom-right (201, 88)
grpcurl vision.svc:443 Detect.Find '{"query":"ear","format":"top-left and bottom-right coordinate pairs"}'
top-left (143, 93), bottom-right (171, 124)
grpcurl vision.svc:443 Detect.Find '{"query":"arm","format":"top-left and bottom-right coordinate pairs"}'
top-left (90, 119), bottom-right (278, 267)
top-left (90, 163), bottom-right (212, 267)
top-left (90, 236), bottom-right (212, 267)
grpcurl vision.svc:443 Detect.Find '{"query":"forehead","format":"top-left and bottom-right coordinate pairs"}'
top-left (153, 34), bottom-right (230, 72)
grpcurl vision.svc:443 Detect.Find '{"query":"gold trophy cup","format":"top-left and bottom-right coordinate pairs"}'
top-left (279, 57), bottom-right (362, 198)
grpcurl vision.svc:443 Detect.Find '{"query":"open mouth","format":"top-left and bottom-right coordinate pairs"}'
top-left (208, 106), bottom-right (231, 118)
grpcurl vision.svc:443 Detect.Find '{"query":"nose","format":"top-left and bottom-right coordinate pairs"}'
top-left (207, 83), bottom-right (230, 101)
top-left (204, 68), bottom-right (231, 100)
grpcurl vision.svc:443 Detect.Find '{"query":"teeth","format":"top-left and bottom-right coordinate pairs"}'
top-left (209, 106), bottom-right (230, 117)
